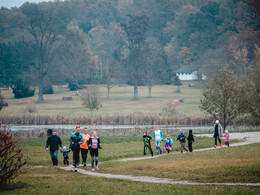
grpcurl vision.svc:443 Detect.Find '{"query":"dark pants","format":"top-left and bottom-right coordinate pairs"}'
top-left (143, 144), bottom-right (153, 156)
top-left (72, 146), bottom-right (80, 168)
top-left (81, 148), bottom-right (88, 165)
top-left (225, 141), bottom-right (230, 147)
top-left (90, 148), bottom-right (99, 168)
top-left (188, 142), bottom-right (193, 152)
top-left (50, 150), bottom-right (58, 165)
top-left (214, 135), bottom-right (221, 145)
top-left (166, 149), bottom-right (170, 154)
top-left (64, 157), bottom-right (69, 165)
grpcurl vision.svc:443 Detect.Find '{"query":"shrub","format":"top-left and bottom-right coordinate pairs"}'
top-left (43, 84), bottom-right (54, 94)
top-left (0, 128), bottom-right (26, 187)
top-left (80, 86), bottom-right (102, 114)
top-left (11, 79), bottom-right (35, 98)
top-left (68, 77), bottom-right (78, 91)
top-left (23, 103), bottom-right (37, 113)
top-left (160, 103), bottom-right (178, 116)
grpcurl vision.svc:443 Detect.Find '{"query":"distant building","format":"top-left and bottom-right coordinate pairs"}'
top-left (175, 65), bottom-right (206, 81)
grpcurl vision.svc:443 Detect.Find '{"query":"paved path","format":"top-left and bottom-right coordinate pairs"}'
top-left (58, 132), bottom-right (260, 186)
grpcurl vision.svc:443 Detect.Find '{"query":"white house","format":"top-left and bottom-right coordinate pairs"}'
top-left (175, 65), bottom-right (206, 81)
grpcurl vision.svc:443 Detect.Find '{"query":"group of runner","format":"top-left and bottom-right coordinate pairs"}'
top-left (45, 121), bottom-right (230, 171)
top-left (45, 126), bottom-right (101, 172)
top-left (143, 121), bottom-right (230, 156)
top-left (143, 126), bottom-right (195, 157)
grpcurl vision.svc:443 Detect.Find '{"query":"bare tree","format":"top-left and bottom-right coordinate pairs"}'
top-left (121, 15), bottom-right (150, 100)
top-left (20, 3), bottom-right (59, 102)
top-left (80, 86), bottom-right (102, 114)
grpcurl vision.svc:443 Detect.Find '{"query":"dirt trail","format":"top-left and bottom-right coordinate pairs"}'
top-left (58, 132), bottom-right (260, 186)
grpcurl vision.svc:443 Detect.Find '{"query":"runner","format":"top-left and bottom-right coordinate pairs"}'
top-left (187, 129), bottom-right (195, 152)
top-left (89, 131), bottom-right (101, 171)
top-left (152, 126), bottom-right (163, 155)
top-left (45, 129), bottom-right (62, 166)
top-left (70, 126), bottom-right (83, 172)
top-left (143, 132), bottom-right (153, 157)
top-left (213, 120), bottom-right (223, 148)
top-left (223, 130), bottom-right (230, 147)
top-left (80, 127), bottom-right (90, 166)
top-left (162, 134), bottom-right (173, 154)
top-left (177, 130), bottom-right (188, 153)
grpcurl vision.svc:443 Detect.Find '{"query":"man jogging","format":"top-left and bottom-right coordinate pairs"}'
top-left (45, 129), bottom-right (62, 165)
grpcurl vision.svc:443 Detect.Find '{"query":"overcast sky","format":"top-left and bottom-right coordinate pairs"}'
top-left (0, 0), bottom-right (58, 9)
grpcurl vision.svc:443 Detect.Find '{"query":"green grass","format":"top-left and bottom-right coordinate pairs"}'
top-left (0, 82), bottom-right (205, 117)
top-left (99, 143), bottom-right (260, 183)
top-left (1, 135), bottom-right (259, 194)
top-left (1, 168), bottom-right (259, 195)
top-left (23, 135), bottom-right (239, 166)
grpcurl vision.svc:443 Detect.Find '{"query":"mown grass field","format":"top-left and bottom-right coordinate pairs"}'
top-left (0, 81), bottom-right (205, 117)
top-left (22, 134), bottom-right (238, 166)
top-left (2, 168), bottom-right (259, 195)
top-left (1, 134), bottom-right (259, 194)
top-left (1, 134), bottom-right (260, 194)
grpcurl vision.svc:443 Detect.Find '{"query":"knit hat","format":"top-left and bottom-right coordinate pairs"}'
top-left (63, 146), bottom-right (67, 150)
top-left (76, 126), bottom-right (80, 129)
top-left (225, 130), bottom-right (228, 133)
top-left (52, 129), bottom-right (57, 132)
top-left (216, 120), bottom-right (219, 124)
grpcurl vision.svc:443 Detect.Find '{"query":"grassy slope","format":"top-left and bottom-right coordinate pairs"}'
top-left (0, 82), bottom-right (205, 117)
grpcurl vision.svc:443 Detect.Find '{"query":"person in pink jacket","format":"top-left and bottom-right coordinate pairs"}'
top-left (223, 130), bottom-right (230, 147)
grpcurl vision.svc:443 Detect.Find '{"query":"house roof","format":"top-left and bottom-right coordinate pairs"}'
top-left (175, 65), bottom-right (200, 74)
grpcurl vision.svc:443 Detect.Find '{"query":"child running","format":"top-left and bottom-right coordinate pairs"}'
top-left (88, 131), bottom-right (101, 171)
top-left (223, 130), bottom-right (230, 147)
top-left (162, 135), bottom-right (173, 154)
top-left (177, 130), bottom-right (188, 153)
top-left (152, 126), bottom-right (163, 155)
top-left (60, 146), bottom-right (71, 166)
top-left (143, 132), bottom-right (153, 157)
top-left (187, 129), bottom-right (195, 152)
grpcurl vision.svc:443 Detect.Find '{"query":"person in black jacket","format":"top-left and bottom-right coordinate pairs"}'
top-left (45, 129), bottom-right (62, 165)
top-left (187, 129), bottom-right (195, 152)
top-left (143, 132), bottom-right (153, 156)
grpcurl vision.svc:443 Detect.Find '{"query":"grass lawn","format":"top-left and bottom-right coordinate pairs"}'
top-left (22, 134), bottom-right (239, 166)
top-left (0, 81), bottom-right (205, 117)
top-left (1, 134), bottom-right (259, 194)
top-left (1, 167), bottom-right (259, 195)
top-left (99, 143), bottom-right (260, 183)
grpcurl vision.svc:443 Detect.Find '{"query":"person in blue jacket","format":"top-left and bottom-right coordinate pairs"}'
top-left (70, 126), bottom-right (83, 172)
top-left (162, 135), bottom-right (173, 154)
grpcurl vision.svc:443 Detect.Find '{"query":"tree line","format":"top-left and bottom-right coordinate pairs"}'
top-left (0, 0), bottom-right (259, 102)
